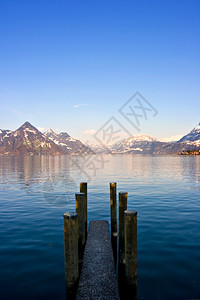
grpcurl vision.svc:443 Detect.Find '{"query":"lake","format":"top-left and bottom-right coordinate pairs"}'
top-left (0, 155), bottom-right (200, 300)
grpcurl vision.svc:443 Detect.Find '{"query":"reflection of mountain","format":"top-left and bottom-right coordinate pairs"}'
top-left (0, 155), bottom-right (77, 205)
top-left (0, 155), bottom-right (70, 186)
top-left (0, 155), bottom-right (200, 199)
top-left (102, 154), bottom-right (200, 186)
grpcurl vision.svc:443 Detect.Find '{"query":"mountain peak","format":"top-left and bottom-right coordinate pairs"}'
top-left (18, 121), bottom-right (38, 131)
top-left (44, 129), bottom-right (59, 140)
top-left (125, 134), bottom-right (158, 143)
top-left (0, 122), bottom-right (67, 155)
top-left (23, 121), bottom-right (33, 127)
top-left (44, 129), bottom-right (93, 154)
top-left (179, 122), bottom-right (200, 142)
top-left (59, 132), bottom-right (70, 138)
top-left (46, 129), bottom-right (56, 134)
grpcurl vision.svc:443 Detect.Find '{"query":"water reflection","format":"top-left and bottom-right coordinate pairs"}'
top-left (0, 156), bottom-right (71, 185)
top-left (0, 156), bottom-right (77, 207)
top-left (1, 155), bottom-right (200, 187)
top-left (0, 155), bottom-right (200, 300)
top-left (127, 155), bottom-right (200, 184)
top-left (0, 155), bottom-right (200, 202)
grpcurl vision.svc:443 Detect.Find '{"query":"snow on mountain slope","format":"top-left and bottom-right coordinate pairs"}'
top-left (44, 129), bottom-right (93, 154)
top-left (0, 130), bottom-right (12, 144)
top-left (111, 135), bottom-right (164, 154)
top-left (1, 122), bottom-right (200, 155)
top-left (158, 135), bottom-right (184, 143)
top-left (179, 122), bottom-right (200, 143)
top-left (0, 122), bottom-right (67, 155)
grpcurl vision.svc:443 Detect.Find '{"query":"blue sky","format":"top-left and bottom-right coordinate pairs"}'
top-left (0, 0), bottom-right (199, 143)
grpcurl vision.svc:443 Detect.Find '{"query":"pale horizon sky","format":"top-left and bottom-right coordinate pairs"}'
top-left (0, 0), bottom-right (199, 144)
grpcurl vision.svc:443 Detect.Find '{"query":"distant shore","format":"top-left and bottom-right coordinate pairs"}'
top-left (178, 150), bottom-right (200, 155)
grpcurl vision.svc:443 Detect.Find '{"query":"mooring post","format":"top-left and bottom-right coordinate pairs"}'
top-left (118, 192), bottom-right (128, 296)
top-left (63, 212), bottom-right (79, 299)
top-left (110, 182), bottom-right (117, 264)
top-left (110, 182), bottom-right (117, 236)
top-left (119, 192), bottom-right (128, 264)
top-left (124, 210), bottom-right (137, 298)
top-left (75, 192), bottom-right (86, 264)
top-left (80, 182), bottom-right (87, 239)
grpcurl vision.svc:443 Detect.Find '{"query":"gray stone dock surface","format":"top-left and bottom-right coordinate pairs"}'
top-left (76, 221), bottom-right (120, 300)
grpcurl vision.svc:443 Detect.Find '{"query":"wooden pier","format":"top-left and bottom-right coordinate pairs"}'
top-left (76, 221), bottom-right (120, 299)
top-left (63, 182), bottom-right (137, 300)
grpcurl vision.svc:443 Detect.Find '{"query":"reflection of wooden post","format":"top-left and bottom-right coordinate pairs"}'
top-left (124, 210), bottom-right (137, 292)
top-left (80, 182), bottom-right (87, 239)
top-left (119, 192), bottom-right (127, 264)
top-left (110, 182), bottom-right (117, 265)
top-left (75, 193), bottom-right (85, 263)
top-left (63, 212), bottom-right (79, 298)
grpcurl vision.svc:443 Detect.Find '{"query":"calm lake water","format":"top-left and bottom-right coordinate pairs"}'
top-left (0, 155), bottom-right (200, 300)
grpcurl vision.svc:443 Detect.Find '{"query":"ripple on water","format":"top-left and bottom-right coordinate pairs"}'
top-left (0, 155), bottom-right (200, 299)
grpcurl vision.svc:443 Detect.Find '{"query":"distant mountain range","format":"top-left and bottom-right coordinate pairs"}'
top-left (0, 122), bottom-right (93, 156)
top-left (0, 121), bottom-right (200, 156)
top-left (90, 122), bottom-right (200, 155)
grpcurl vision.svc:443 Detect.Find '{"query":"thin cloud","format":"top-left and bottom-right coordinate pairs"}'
top-left (74, 103), bottom-right (88, 108)
top-left (83, 129), bottom-right (96, 135)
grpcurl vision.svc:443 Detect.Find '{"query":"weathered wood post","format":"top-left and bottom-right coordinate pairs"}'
top-left (119, 192), bottom-right (128, 264)
top-left (75, 193), bottom-right (86, 264)
top-left (124, 210), bottom-right (137, 298)
top-left (80, 182), bottom-right (87, 239)
top-left (110, 182), bottom-right (117, 236)
top-left (63, 212), bottom-right (79, 299)
top-left (110, 182), bottom-right (117, 264)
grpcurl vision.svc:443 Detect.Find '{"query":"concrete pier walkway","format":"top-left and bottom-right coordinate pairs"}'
top-left (76, 221), bottom-right (120, 300)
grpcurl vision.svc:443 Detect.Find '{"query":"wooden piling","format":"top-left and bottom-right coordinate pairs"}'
top-left (80, 182), bottom-right (87, 239)
top-left (110, 182), bottom-right (117, 237)
top-left (110, 182), bottom-right (117, 264)
top-left (75, 192), bottom-right (86, 263)
top-left (119, 192), bottom-right (127, 264)
top-left (63, 212), bottom-right (79, 298)
top-left (124, 210), bottom-right (137, 291)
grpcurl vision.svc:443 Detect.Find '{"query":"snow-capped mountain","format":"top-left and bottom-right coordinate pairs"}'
top-left (111, 135), bottom-right (165, 154)
top-left (0, 122), bottom-right (67, 155)
top-left (123, 135), bottom-right (158, 142)
top-left (156, 123), bottom-right (200, 153)
top-left (158, 135), bottom-right (184, 143)
top-left (178, 123), bottom-right (200, 146)
top-left (0, 121), bottom-right (200, 155)
top-left (44, 129), bottom-right (93, 154)
top-left (87, 125), bottom-right (200, 155)
top-left (110, 124), bottom-right (200, 154)
top-left (88, 143), bottom-right (113, 154)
